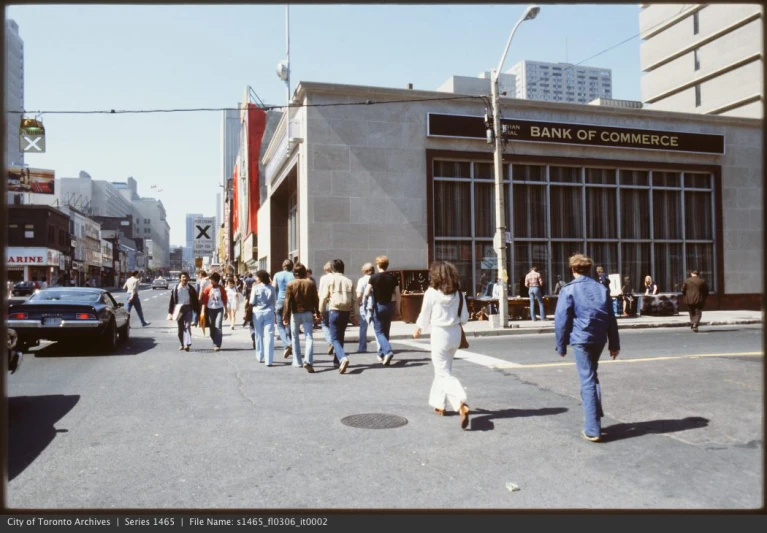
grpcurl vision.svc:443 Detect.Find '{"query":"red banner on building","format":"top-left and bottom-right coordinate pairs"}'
top-left (232, 163), bottom-right (239, 235)
top-left (246, 104), bottom-right (267, 236)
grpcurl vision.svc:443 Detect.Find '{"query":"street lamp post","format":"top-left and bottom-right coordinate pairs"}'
top-left (491, 5), bottom-right (539, 328)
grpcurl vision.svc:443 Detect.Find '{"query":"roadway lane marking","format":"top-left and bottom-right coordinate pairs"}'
top-left (393, 339), bottom-right (522, 368)
top-left (495, 351), bottom-right (764, 370)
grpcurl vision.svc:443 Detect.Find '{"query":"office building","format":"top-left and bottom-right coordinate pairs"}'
top-left (4, 19), bottom-right (24, 167)
top-left (507, 60), bottom-right (612, 104)
top-left (437, 71), bottom-right (516, 97)
top-left (640, 4), bottom-right (763, 118)
top-left (255, 80), bottom-right (760, 311)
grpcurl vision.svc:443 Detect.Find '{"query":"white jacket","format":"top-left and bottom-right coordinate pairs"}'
top-left (416, 287), bottom-right (470, 332)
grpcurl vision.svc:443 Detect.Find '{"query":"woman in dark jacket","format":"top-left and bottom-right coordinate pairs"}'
top-left (621, 277), bottom-right (634, 317)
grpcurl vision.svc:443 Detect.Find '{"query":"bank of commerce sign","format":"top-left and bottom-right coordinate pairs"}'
top-left (427, 113), bottom-right (725, 155)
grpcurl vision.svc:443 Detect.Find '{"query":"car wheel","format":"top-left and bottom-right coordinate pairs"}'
top-left (119, 317), bottom-right (131, 343)
top-left (102, 320), bottom-right (118, 353)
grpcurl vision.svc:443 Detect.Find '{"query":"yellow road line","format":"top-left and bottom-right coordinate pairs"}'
top-left (495, 351), bottom-right (763, 369)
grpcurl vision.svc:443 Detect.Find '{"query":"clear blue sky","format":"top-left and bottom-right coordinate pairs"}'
top-left (7, 4), bottom-right (642, 245)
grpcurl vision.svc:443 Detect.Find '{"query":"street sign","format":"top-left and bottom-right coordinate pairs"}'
top-left (19, 117), bottom-right (46, 153)
top-left (193, 217), bottom-right (215, 255)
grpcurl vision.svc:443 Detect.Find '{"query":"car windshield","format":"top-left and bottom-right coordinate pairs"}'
top-left (28, 291), bottom-right (101, 303)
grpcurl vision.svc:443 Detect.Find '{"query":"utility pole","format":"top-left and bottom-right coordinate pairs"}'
top-left (490, 5), bottom-right (540, 328)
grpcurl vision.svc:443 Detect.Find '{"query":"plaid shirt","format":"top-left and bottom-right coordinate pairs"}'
top-left (525, 271), bottom-right (543, 288)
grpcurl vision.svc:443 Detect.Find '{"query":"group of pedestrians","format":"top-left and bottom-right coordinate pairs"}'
top-left (135, 252), bottom-right (708, 439)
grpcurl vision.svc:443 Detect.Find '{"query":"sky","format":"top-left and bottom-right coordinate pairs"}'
top-left (6, 4), bottom-right (643, 246)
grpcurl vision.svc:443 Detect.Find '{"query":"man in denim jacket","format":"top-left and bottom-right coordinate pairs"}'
top-left (555, 253), bottom-right (620, 442)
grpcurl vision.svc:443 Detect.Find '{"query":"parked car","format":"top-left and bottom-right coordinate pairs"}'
top-left (7, 287), bottom-right (131, 353)
top-left (12, 281), bottom-right (37, 297)
top-left (152, 277), bottom-right (169, 290)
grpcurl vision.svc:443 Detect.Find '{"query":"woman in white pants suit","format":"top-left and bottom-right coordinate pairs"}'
top-left (413, 261), bottom-right (471, 430)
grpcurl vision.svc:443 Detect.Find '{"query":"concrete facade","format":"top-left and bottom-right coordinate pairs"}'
top-left (640, 4), bottom-right (763, 118)
top-left (4, 19), bottom-right (24, 168)
top-left (437, 72), bottom-right (516, 98)
top-left (260, 81), bottom-right (761, 307)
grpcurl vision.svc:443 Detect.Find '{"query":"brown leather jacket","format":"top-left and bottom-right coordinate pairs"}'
top-left (283, 278), bottom-right (320, 322)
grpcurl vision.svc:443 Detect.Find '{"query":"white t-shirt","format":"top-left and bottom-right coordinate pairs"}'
top-left (124, 277), bottom-right (140, 297)
top-left (226, 287), bottom-right (239, 309)
top-left (356, 274), bottom-right (372, 308)
top-left (206, 286), bottom-right (225, 309)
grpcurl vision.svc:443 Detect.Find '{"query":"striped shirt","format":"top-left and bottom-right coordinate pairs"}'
top-left (525, 271), bottom-right (543, 288)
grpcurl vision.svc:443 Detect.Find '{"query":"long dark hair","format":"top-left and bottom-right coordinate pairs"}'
top-left (256, 270), bottom-right (271, 284)
top-left (428, 261), bottom-right (460, 295)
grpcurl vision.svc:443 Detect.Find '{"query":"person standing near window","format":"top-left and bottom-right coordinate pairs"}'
top-left (200, 272), bottom-right (227, 352)
top-left (681, 270), bottom-right (709, 333)
top-left (644, 275), bottom-right (659, 295)
top-left (525, 266), bottom-right (547, 321)
top-left (621, 277), bottom-right (635, 317)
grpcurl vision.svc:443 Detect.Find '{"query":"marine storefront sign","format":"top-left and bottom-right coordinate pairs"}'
top-left (427, 113), bottom-right (725, 155)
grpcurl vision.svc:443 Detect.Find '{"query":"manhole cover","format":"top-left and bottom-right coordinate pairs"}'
top-left (341, 413), bottom-right (408, 429)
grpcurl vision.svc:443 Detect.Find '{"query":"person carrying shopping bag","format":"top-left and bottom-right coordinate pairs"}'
top-left (413, 261), bottom-right (471, 430)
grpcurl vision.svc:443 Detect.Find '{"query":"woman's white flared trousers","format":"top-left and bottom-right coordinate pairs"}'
top-left (428, 324), bottom-right (467, 411)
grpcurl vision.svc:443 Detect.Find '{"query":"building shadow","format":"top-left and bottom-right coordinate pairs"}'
top-left (469, 406), bottom-right (569, 431)
top-left (8, 394), bottom-right (80, 481)
top-left (600, 416), bottom-right (710, 443)
top-left (347, 358), bottom-right (430, 374)
top-left (32, 337), bottom-right (157, 358)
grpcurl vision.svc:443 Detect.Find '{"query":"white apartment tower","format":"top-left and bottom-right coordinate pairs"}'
top-left (5, 19), bottom-right (24, 167)
top-left (639, 4), bottom-right (763, 118)
top-left (507, 60), bottom-right (612, 104)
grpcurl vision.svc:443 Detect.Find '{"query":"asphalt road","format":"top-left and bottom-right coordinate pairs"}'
top-left (6, 286), bottom-right (763, 509)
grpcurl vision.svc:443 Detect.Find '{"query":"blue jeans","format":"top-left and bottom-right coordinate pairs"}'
top-left (253, 310), bottom-right (275, 364)
top-left (126, 296), bottom-right (147, 325)
top-left (328, 310), bottom-right (350, 362)
top-left (528, 286), bottom-right (546, 321)
top-left (275, 300), bottom-right (291, 348)
top-left (206, 307), bottom-right (224, 348)
top-left (372, 302), bottom-right (394, 357)
top-left (573, 343), bottom-right (605, 437)
top-left (290, 311), bottom-right (315, 366)
top-left (359, 306), bottom-right (375, 352)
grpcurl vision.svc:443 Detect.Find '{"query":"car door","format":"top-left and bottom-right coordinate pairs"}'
top-left (104, 292), bottom-right (128, 328)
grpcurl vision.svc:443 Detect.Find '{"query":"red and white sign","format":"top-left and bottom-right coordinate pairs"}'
top-left (6, 247), bottom-right (57, 266)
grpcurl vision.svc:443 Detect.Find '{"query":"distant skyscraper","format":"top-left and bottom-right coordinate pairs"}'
top-left (186, 213), bottom-right (203, 249)
top-left (507, 60), bottom-right (612, 104)
top-left (222, 108), bottom-right (240, 186)
top-left (640, 4), bottom-right (762, 118)
top-left (5, 19), bottom-right (24, 167)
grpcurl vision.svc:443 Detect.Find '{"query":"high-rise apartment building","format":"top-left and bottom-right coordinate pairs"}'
top-left (222, 108), bottom-right (240, 186)
top-left (507, 60), bottom-right (612, 104)
top-left (5, 19), bottom-right (24, 167)
top-left (640, 4), bottom-right (763, 118)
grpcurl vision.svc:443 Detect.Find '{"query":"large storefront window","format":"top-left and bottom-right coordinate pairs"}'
top-left (432, 160), bottom-right (717, 296)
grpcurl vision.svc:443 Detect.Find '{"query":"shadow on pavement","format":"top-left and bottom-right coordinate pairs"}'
top-left (346, 358), bottom-right (431, 375)
top-left (32, 337), bottom-right (157, 358)
top-left (8, 394), bottom-right (80, 481)
top-left (469, 406), bottom-right (569, 431)
top-left (601, 416), bottom-right (710, 442)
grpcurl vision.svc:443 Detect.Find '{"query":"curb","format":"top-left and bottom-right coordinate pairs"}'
top-left (351, 318), bottom-right (763, 342)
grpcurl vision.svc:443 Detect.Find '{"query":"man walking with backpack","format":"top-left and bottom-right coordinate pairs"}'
top-left (319, 259), bottom-right (358, 374)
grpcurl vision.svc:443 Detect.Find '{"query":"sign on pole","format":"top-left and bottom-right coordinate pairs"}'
top-left (19, 117), bottom-right (46, 153)
top-left (193, 217), bottom-right (215, 256)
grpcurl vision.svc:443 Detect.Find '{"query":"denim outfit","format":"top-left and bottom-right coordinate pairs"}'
top-left (206, 307), bottom-right (224, 348)
top-left (328, 310), bottom-right (351, 362)
top-left (555, 275), bottom-right (620, 438)
top-left (290, 312), bottom-right (315, 366)
top-left (273, 271), bottom-right (295, 350)
top-left (372, 302), bottom-right (395, 358)
top-left (126, 296), bottom-right (148, 326)
top-left (250, 283), bottom-right (277, 365)
top-left (528, 286), bottom-right (546, 321)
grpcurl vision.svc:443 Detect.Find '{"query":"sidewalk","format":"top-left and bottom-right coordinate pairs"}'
top-left (344, 309), bottom-right (763, 342)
